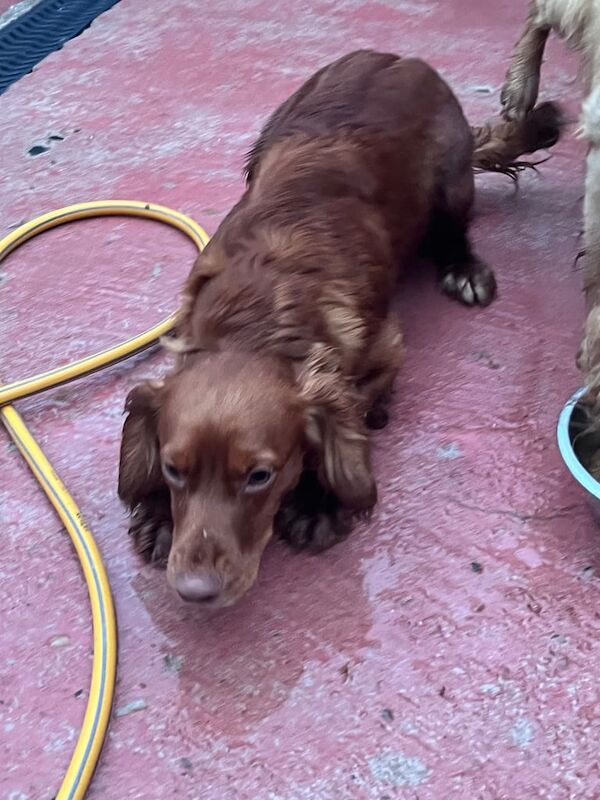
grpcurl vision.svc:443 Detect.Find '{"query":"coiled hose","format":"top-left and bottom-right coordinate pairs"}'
top-left (0, 200), bottom-right (209, 799)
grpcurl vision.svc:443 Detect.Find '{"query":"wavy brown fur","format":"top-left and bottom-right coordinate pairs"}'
top-left (119, 49), bottom-right (512, 607)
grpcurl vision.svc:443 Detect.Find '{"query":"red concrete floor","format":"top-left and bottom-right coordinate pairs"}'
top-left (0, 1), bottom-right (598, 798)
top-left (0, 1), bottom-right (22, 15)
top-left (0, 1), bottom-right (16, 16)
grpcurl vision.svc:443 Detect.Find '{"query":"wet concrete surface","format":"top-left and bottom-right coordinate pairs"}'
top-left (1, 1), bottom-right (599, 798)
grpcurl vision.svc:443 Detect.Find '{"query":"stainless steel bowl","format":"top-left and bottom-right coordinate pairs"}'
top-left (557, 388), bottom-right (600, 520)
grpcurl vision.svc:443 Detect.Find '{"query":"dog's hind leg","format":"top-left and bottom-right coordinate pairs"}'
top-left (501, 2), bottom-right (551, 121)
top-left (423, 166), bottom-right (497, 307)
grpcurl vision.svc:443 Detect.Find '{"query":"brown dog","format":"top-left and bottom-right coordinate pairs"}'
top-left (118, 50), bottom-right (562, 607)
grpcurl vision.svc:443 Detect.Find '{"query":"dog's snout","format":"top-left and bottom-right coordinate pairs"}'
top-left (174, 570), bottom-right (223, 603)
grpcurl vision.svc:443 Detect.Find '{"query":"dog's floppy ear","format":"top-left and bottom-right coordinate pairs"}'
top-left (162, 247), bottom-right (223, 358)
top-left (118, 380), bottom-right (164, 508)
top-left (298, 345), bottom-right (376, 510)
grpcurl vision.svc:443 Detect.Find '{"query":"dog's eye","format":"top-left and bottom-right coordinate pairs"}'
top-left (245, 467), bottom-right (275, 493)
top-left (162, 461), bottom-right (185, 488)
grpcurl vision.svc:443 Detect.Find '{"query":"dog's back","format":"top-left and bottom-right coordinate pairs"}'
top-left (246, 49), bottom-right (470, 183)
top-left (181, 52), bottom-right (474, 350)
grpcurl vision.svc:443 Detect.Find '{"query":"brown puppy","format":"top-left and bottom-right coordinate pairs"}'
top-left (118, 50), bottom-right (562, 607)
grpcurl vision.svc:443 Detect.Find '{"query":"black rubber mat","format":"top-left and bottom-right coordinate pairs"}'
top-left (0, 0), bottom-right (121, 95)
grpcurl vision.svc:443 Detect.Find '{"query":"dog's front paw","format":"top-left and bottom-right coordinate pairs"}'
top-left (365, 400), bottom-right (389, 430)
top-left (275, 471), bottom-right (353, 552)
top-left (129, 494), bottom-right (173, 568)
top-left (275, 502), bottom-right (352, 552)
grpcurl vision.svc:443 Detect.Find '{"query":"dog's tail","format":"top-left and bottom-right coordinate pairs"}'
top-left (472, 101), bottom-right (565, 179)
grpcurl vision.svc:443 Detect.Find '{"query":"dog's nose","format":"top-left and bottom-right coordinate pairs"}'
top-left (174, 570), bottom-right (223, 603)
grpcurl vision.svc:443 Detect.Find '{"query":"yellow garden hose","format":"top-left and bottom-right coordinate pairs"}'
top-left (0, 201), bottom-right (209, 799)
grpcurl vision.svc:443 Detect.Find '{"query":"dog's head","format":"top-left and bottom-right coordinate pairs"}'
top-left (118, 349), bottom-right (375, 607)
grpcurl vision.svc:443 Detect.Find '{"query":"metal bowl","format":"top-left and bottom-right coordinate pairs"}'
top-left (557, 388), bottom-right (600, 520)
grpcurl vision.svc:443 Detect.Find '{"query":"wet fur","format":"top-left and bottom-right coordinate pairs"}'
top-left (119, 49), bottom-right (563, 603)
top-left (501, 0), bottom-right (600, 410)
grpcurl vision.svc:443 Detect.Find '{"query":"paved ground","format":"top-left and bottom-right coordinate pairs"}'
top-left (0, 0), bottom-right (39, 27)
top-left (1, 1), bottom-right (599, 798)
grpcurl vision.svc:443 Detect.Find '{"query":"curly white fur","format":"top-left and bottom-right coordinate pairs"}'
top-left (501, 0), bottom-right (600, 397)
